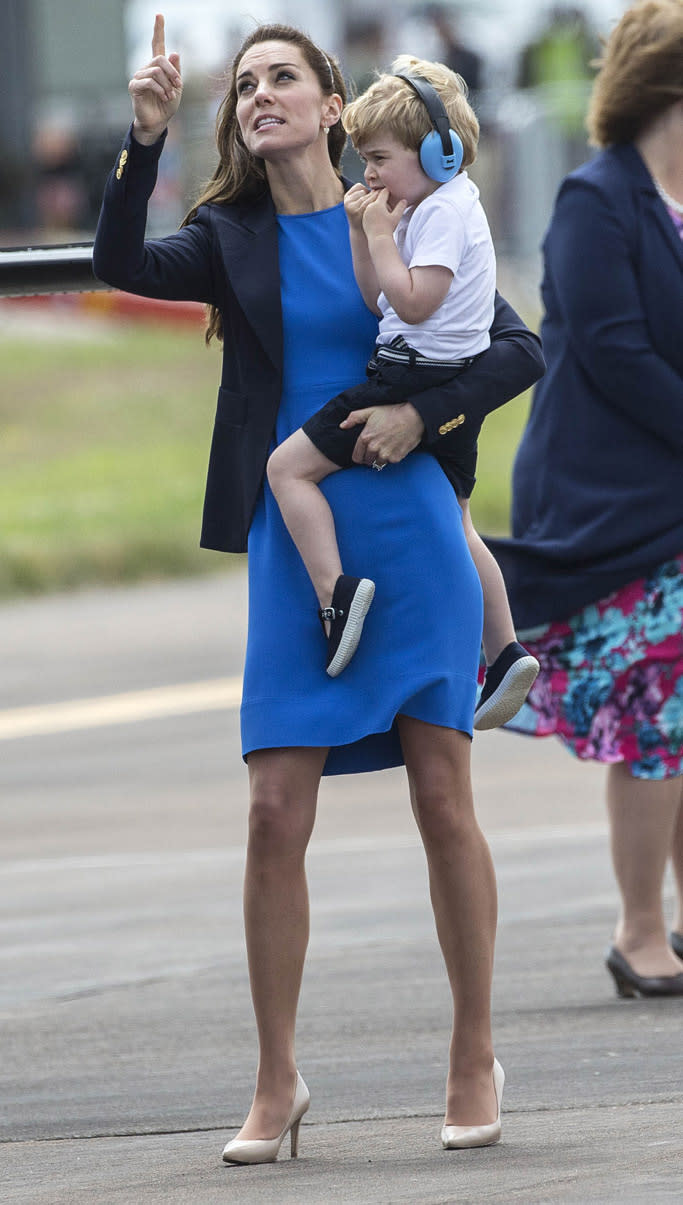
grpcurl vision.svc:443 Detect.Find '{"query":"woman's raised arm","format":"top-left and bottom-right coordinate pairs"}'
top-left (93, 13), bottom-right (213, 304)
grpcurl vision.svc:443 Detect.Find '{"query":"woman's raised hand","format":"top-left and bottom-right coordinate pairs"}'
top-left (129, 13), bottom-right (182, 142)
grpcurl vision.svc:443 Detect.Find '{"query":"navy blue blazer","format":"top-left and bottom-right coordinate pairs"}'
top-left (489, 143), bottom-right (683, 628)
top-left (94, 126), bottom-right (544, 553)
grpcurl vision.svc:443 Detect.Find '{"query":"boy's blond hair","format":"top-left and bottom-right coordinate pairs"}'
top-left (342, 54), bottom-right (479, 169)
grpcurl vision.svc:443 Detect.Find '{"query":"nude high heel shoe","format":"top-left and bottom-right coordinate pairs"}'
top-left (441, 1059), bottom-right (505, 1150)
top-left (222, 1072), bottom-right (310, 1165)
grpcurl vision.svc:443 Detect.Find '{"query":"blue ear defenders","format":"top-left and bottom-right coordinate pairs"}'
top-left (394, 71), bottom-right (463, 183)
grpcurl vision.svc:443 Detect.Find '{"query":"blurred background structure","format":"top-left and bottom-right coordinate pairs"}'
top-left (1, 0), bottom-right (626, 257)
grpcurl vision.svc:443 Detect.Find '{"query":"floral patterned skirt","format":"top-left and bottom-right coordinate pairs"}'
top-left (502, 555), bottom-right (683, 780)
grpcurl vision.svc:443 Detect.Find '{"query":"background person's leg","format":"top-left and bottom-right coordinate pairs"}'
top-left (607, 762), bottom-right (683, 978)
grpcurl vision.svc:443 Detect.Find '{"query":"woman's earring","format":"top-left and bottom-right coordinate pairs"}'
top-left (322, 124), bottom-right (330, 135)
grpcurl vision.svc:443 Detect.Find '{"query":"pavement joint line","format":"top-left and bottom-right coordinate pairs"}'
top-left (0, 1116), bottom-right (441, 1145)
top-left (3, 1098), bottom-right (682, 1146)
top-left (0, 825), bottom-right (609, 875)
top-left (0, 677), bottom-right (243, 741)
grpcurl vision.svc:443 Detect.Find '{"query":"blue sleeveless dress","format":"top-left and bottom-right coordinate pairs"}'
top-left (240, 203), bottom-right (483, 775)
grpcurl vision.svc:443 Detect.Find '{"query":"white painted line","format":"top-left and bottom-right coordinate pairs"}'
top-left (0, 677), bottom-right (243, 741)
top-left (0, 824), bottom-right (609, 875)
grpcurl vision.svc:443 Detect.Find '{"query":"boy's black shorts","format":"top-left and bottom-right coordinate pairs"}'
top-left (302, 344), bottom-right (478, 498)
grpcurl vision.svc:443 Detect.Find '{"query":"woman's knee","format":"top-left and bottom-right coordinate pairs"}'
top-left (408, 756), bottom-right (475, 845)
top-left (411, 775), bottom-right (473, 845)
top-left (247, 788), bottom-right (313, 857)
top-left (247, 753), bottom-right (321, 857)
top-left (399, 719), bottom-right (474, 834)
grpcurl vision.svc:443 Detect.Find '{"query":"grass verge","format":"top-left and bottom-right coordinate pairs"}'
top-left (0, 310), bottom-right (531, 598)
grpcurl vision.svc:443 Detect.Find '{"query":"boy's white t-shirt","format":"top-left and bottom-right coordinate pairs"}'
top-left (376, 171), bottom-right (496, 360)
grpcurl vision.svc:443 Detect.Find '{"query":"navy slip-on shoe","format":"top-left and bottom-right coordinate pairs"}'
top-left (319, 575), bottom-right (375, 678)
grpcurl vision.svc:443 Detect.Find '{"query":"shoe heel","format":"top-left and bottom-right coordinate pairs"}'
top-left (610, 967), bottom-right (637, 998)
top-left (290, 1117), bottom-right (302, 1158)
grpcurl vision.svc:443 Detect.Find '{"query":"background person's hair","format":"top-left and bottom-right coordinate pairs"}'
top-left (587, 0), bottom-right (683, 147)
top-left (342, 54), bottom-right (479, 169)
top-left (183, 23), bottom-right (346, 344)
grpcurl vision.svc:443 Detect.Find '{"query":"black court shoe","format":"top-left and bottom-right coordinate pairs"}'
top-left (605, 945), bottom-right (683, 998)
top-left (319, 575), bottom-right (375, 678)
top-left (474, 641), bottom-right (540, 731)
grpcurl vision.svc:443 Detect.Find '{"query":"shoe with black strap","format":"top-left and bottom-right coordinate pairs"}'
top-left (319, 574), bottom-right (375, 677)
top-left (474, 641), bottom-right (540, 731)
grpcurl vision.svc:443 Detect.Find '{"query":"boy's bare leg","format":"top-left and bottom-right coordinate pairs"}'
top-left (459, 498), bottom-right (515, 664)
top-left (267, 429), bottom-right (343, 610)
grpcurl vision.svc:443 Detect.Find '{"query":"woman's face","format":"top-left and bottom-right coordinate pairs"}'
top-left (235, 41), bottom-right (339, 161)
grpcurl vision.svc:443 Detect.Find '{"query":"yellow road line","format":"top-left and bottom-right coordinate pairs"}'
top-left (0, 678), bottom-right (243, 741)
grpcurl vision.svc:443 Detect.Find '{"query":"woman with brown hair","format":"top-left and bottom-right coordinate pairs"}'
top-left (94, 14), bottom-right (544, 1161)
top-left (490, 0), bottom-right (683, 998)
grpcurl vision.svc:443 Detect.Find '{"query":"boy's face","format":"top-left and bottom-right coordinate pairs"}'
top-left (357, 129), bottom-right (437, 209)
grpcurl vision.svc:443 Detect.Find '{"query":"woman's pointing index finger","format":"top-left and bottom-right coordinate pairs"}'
top-left (152, 12), bottom-right (166, 58)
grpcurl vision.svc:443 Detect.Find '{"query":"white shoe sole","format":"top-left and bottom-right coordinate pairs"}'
top-left (326, 579), bottom-right (375, 677)
top-left (473, 656), bottom-right (539, 731)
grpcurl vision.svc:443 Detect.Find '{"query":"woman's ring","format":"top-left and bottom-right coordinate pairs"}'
top-left (372, 459), bottom-right (385, 471)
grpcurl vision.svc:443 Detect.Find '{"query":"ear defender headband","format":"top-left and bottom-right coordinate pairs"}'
top-left (393, 71), bottom-right (463, 183)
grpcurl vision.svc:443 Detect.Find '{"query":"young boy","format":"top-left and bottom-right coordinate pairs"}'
top-left (267, 55), bottom-right (538, 728)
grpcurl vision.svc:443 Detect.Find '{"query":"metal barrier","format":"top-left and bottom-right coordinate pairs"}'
top-left (0, 244), bottom-right (103, 298)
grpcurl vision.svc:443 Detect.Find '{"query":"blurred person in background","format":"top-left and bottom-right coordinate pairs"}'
top-left (33, 123), bottom-right (88, 234)
top-left (94, 13), bottom-right (544, 1164)
top-left (425, 4), bottom-right (484, 106)
top-left (490, 0), bottom-right (683, 999)
top-left (517, 3), bottom-right (600, 171)
top-left (344, 16), bottom-right (386, 95)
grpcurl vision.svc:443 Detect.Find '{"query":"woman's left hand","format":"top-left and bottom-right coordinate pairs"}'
top-left (340, 402), bottom-right (425, 467)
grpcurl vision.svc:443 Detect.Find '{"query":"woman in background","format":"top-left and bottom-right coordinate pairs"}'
top-left (489, 0), bottom-right (683, 998)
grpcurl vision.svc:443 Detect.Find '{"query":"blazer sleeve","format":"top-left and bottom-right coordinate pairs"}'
top-left (408, 292), bottom-right (545, 451)
top-left (544, 177), bottom-right (683, 451)
top-left (93, 125), bottom-right (217, 305)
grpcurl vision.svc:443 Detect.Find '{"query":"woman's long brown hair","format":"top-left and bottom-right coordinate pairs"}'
top-left (182, 24), bottom-right (347, 344)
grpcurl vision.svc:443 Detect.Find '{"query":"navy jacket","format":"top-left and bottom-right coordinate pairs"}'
top-left (489, 143), bottom-right (683, 628)
top-left (94, 126), bottom-right (545, 553)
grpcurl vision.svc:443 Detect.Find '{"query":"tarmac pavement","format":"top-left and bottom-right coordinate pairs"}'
top-left (1, 571), bottom-right (682, 1204)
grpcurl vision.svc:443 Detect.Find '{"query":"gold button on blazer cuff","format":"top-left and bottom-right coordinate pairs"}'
top-left (438, 414), bottom-right (466, 435)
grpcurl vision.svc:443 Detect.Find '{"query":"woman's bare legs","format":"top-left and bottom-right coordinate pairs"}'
top-left (267, 430), bottom-right (343, 610)
top-left (236, 745), bottom-right (328, 1141)
top-left (397, 715), bottom-right (498, 1125)
top-left (607, 762), bottom-right (683, 977)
